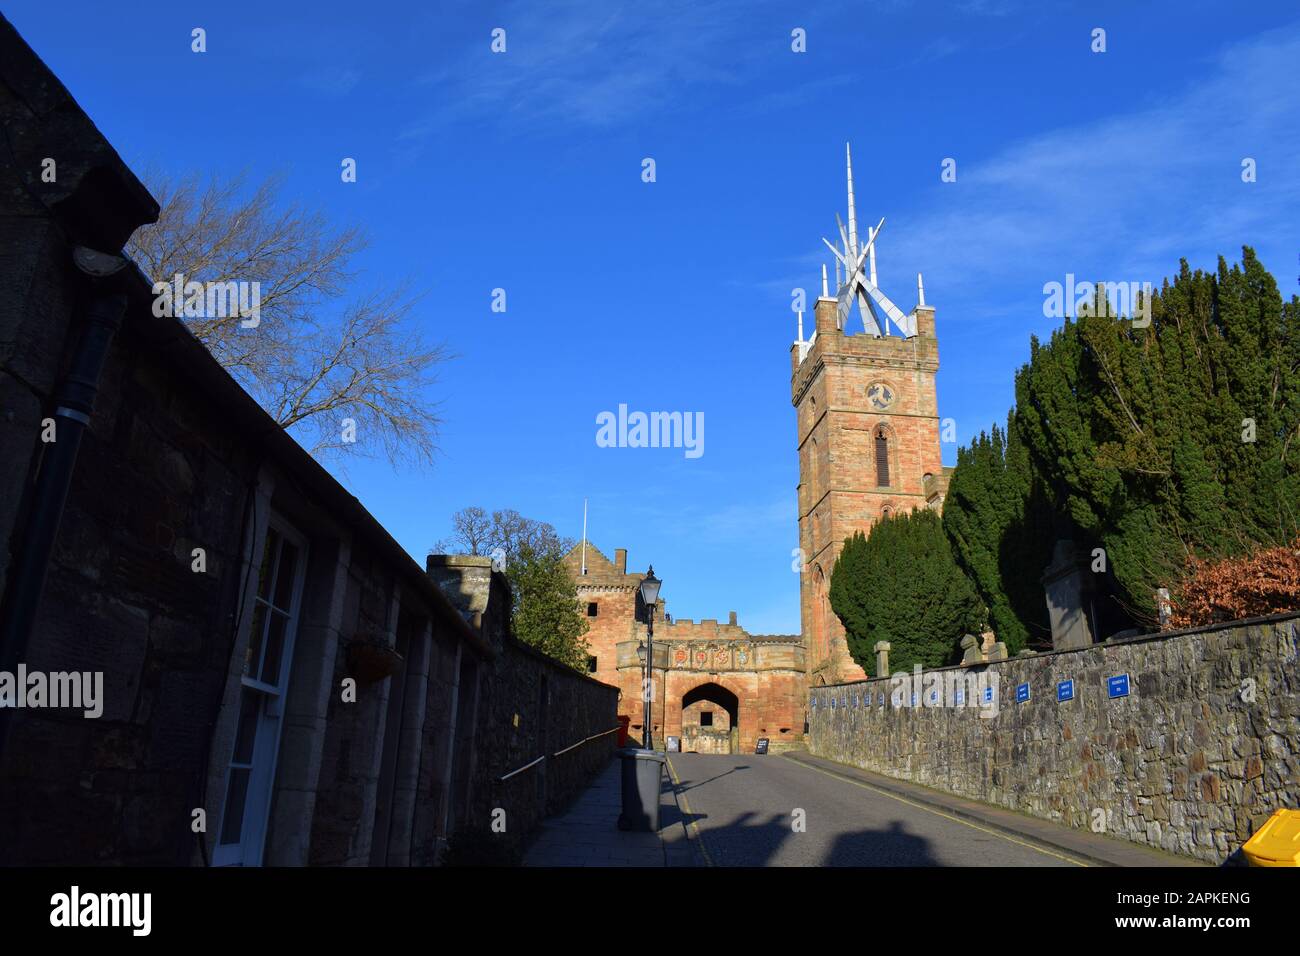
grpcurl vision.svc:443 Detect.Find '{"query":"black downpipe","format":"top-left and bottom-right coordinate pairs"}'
top-left (0, 288), bottom-right (128, 759)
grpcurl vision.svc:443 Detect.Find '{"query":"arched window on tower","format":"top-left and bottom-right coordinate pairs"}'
top-left (874, 426), bottom-right (891, 488)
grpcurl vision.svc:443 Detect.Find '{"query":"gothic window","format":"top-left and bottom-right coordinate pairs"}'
top-left (587, 656), bottom-right (598, 673)
top-left (875, 426), bottom-right (891, 487)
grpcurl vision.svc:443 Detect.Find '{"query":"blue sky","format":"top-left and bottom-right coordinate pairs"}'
top-left (9, 1), bottom-right (1298, 634)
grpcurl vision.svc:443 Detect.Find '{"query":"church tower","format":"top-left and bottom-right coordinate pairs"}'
top-left (791, 145), bottom-right (949, 684)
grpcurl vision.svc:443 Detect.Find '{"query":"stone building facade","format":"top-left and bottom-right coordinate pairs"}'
top-left (792, 293), bottom-right (950, 685)
top-left (565, 544), bottom-right (805, 754)
top-left (0, 16), bottom-right (616, 866)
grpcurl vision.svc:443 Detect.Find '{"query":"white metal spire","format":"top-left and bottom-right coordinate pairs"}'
top-left (819, 143), bottom-right (918, 339)
top-left (846, 142), bottom-right (859, 260)
top-left (917, 272), bottom-right (926, 308)
top-left (867, 224), bottom-right (878, 287)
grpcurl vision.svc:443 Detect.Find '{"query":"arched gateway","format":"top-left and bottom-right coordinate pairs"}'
top-left (560, 542), bottom-right (808, 755)
top-left (681, 682), bottom-right (740, 754)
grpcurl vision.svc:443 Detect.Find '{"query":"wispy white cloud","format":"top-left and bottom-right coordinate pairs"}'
top-left (878, 23), bottom-right (1300, 310)
top-left (402, 1), bottom-right (749, 140)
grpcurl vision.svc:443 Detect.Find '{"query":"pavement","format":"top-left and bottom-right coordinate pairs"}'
top-left (523, 748), bottom-right (1206, 867)
top-left (521, 755), bottom-right (700, 867)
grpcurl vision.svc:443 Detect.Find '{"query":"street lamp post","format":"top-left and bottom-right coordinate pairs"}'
top-left (638, 566), bottom-right (662, 750)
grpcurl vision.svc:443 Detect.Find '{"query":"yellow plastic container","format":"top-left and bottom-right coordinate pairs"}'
top-left (1242, 809), bottom-right (1300, 867)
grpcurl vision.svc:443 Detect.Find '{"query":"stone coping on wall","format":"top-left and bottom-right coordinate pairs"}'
top-left (814, 609), bottom-right (1300, 690)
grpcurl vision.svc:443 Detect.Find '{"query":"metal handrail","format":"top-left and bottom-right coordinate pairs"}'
top-left (552, 725), bottom-right (621, 757)
top-left (497, 725), bottom-right (622, 782)
top-left (498, 754), bottom-right (546, 782)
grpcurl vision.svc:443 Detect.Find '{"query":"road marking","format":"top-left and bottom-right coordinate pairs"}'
top-left (665, 755), bottom-right (715, 867)
top-left (780, 754), bottom-right (1090, 867)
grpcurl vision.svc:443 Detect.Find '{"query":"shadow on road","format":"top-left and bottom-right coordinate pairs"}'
top-left (667, 757), bottom-right (941, 866)
top-left (672, 764), bottom-right (750, 794)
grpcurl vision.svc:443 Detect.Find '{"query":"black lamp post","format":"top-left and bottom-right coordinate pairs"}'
top-left (638, 566), bottom-right (662, 749)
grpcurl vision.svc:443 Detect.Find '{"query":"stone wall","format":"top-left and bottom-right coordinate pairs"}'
top-left (807, 613), bottom-right (1300, 863)
top-left (473, 637), bottom-right (620, 850)
top-left (428, 556), bottom-right (621, 860)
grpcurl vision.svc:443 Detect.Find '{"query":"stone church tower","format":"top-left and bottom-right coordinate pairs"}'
top-left (791, 146), bottom-right (950, 685)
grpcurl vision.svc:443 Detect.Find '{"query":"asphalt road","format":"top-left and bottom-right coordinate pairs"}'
top-left (665, 752), bottom-right (1084, 867)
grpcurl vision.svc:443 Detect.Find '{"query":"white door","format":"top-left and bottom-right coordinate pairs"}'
top-left (213, 516), bottom-right (307, 866)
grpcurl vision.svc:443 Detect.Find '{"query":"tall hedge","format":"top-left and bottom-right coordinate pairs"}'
top-left (941, 413), bottom-right (1055, 653)
top-left (829, 508), bottom-right (985, 676)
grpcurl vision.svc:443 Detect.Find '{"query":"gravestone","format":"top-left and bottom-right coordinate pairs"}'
top-left (1041, 539), bottom-right (1094, 651)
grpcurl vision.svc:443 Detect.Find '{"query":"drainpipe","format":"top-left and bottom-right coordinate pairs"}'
top-left (0, 248), bottom-right (129, 757)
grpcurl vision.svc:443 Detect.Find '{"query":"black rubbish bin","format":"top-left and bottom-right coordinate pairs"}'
top-left (617, 747), bottom-right (667, 832)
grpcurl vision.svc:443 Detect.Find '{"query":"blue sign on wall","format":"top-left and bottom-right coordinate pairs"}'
top-left (955, 687), bottom-right (965, 705)
top-left (929, 688), bottom-right (938, 704)
top-left (1108, 674), bottom-right (1130, 699)
top-left (910, 692), bottom-right (917, 707)
top-left (983, 686), bottom-right (994, 704)
top-left (1016, 683), bottom-right (1031, 704)
top-left (1057, 679), bottom-right (1075, 703)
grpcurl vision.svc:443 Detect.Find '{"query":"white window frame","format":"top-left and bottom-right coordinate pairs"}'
top-left (213, 514), bottom-right (308, 867)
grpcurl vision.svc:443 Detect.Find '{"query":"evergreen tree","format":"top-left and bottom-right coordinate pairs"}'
top-left (942, 413), bottom-right (1054, 653)
top-left (508, 541), bottom-right (591, 672)
top-left (830, 508), bottom-right (985, 675)
top-left (434, 507), bottom-right (590, 670)
top-left (1012, 249), bottom-right (1300, 622)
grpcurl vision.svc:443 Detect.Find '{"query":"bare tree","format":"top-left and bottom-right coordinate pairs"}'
top-left (126, 169), bottom-right (446, 467)
top-left (433, 506), bottom-right (494, 555)
top-left (489, 509), bottom-right (570, 561)
top-left (432, 507), bottom-right (571, 562)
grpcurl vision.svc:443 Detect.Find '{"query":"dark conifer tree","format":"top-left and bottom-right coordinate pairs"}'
top-left (830, 509), bottom-right (985, 675)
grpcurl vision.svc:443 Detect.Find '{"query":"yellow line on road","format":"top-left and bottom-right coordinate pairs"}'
top-left (780, 754), bottom-right (1090, 867)
top-left (665, 755), bottom-right (715, 867)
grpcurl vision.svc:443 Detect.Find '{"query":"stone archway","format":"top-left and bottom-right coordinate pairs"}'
top-left (680, 682), bottom-right (740, 755)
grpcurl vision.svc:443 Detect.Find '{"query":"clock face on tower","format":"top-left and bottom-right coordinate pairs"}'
top-left (867, 382), bottom-right (895, 411)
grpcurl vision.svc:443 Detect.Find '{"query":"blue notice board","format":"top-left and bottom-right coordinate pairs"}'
top-left (1108, 674), bottom-right (1130, 699)
top-left (1016, 683), bottom-right (1030, 703)
top-left (983, 686), bottom-right (994, 704)
top-left (1057, 679), bottom-right (1075, 702)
